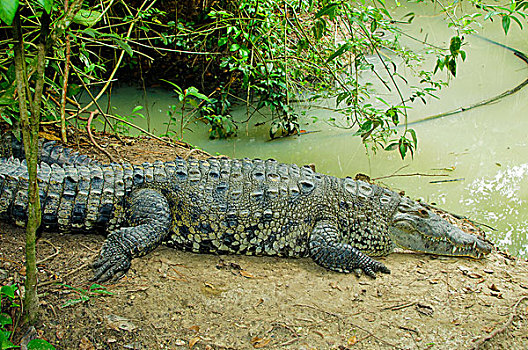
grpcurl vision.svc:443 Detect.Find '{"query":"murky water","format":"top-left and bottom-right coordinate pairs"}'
top-left (88, 4), bottom-right (528, 256)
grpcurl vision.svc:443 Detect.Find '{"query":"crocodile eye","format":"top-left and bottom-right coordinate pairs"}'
top-left (418, 209), bottom-right (429, 218)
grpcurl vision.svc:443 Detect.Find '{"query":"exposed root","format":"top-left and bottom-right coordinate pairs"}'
top-left (36, 239), bottom-right (60, 265)
top-left (469, 295), bottom-right (528, 350)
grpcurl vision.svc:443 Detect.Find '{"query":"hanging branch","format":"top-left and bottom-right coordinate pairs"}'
top-left (59, 0), bottom-right (72, 144)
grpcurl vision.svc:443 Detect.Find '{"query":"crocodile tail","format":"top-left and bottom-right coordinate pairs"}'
top-left (0, 157), bottom-right (180, 233)
top-left (1, 132), bottom-right (98, 166)
top-left (0, 157), bottom-right (126, 232)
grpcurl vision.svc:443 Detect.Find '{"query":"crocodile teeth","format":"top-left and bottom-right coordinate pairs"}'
top-left (452, 246), bottom-right (457, 254)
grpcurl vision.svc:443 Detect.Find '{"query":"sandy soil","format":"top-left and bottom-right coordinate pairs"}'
top-left (1, 134), bottom-right (527, 350)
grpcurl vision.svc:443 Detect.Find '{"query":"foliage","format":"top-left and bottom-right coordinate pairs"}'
top-left (1, 284), bottom-right (55, 350)
top-left (0, 285), bottom-right (18, 350)
top-left (160, 81), bottom-right (213, 139)
top-left (171, 0), bottom-right (457, 156)
top-left (1, 0), bottom-right (528, 159)
top-left (59, 283), bottom-right (114, 308)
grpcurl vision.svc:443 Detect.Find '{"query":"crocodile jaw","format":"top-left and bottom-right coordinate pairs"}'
top-left (388, 198), bottom-right (493, 258)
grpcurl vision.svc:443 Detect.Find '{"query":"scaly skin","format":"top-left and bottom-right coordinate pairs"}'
top-left (0, 154), bottom-right (493, 282)
top-left (1, 132), bottom-right (97, 166)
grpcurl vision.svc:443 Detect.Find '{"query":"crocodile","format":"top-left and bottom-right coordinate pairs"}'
top-left (0, 152), bottom-right (493, 282)
top-left (1, 132), bottom-right (97, 166)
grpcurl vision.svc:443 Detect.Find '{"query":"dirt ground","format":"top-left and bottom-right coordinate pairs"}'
top-left (1, 134), bottom-right (528, 350)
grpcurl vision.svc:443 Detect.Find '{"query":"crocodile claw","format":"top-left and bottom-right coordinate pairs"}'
top-left (91, 232), bottom-right (132, 283)
top-left (354, 259), bottom-right (390, 279)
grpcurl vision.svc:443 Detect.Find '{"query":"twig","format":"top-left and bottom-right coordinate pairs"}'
top-left (374, 172), bottom-right (449, 181)
top-left (469, 296), bottom-right (528, 350)
top-left (382, 301), bottom-right (416, 311)
top-left (37, 263), bottom-right (90, 287)
top-left (36, 239), bottom-right (60, 265)
top-left (429, 178), bottom-right (465, 184)
top-left (86, 111), bottom-right (117, 163)
top-left (294, 304), bottom-right (402, 349)
top-left (294, 303), bottom-right (341, 318)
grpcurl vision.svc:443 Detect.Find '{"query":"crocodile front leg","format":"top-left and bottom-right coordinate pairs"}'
top-left (309, 220), bottom-right (391, 278)
top-left (92, 188), bottom-right (171, 282)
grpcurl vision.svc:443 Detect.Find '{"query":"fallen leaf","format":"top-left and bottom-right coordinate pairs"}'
top-left (253, 338), bottom-right (271, 348)
top-left (347, 335), bottom-right (358, 345)
top-left (482, 326), bottom-right (494, 333)
top-left (490, 291), bottom-right (503, 299)
top-left (38, 131), bottom-right (61, 141)
top-left (189, 336), bottom-right (201, 349)
top-left (79, 336), bottom-right (95, 350)
top-left (189, 325), bottom-right (200, 333)
top-left (105, 314), bottom-right (137, 332)
top-left (330, 282), bottom-right (342, 291)
top-left (240, 270), bottom-right (255, 278)
top-left (489, 284), bottom-right (500, 292)
top-left (313, 330), bottom-right (324, 338)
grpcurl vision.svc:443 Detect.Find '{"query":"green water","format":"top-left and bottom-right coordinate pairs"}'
top-left (89, 4), bottom-right (528, 256)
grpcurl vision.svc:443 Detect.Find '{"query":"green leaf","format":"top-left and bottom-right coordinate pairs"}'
top-left (73, 9), bottom-right (102, 27)
top-left (132, 106), bottom-right (144, 114)
top-left (38, 0), bottom-right (53, 14)
top-left (447, 57), bottom-right (457, 77)
top-left (27, 339), bottom-right (56, 350)
top-left (403, 12), bottom-right (415, 23)
top-left (510, 15), bottom-right (523, 30)
top-left (384, 142), bottom-right (399, 151)
top-left (0, 313), bottom-right (12, 327)
top-left (386, 107), bottom-right (399, 125)
top-left (408, 128), bottom-right (417, 147)
top-left (0, 0), bottom-right (19, 25)
top-left (399, 140), bottom-right (407, 159)
top-left (186, 87), bottom-right (210, 102)
top-left (0, 330), bottom-right (17, 350)
top-left (229, 43), bottom-right (240, 52)
top-left (66, 83), bottom-right (81, 97)
top-left (1, 114), bottom-right (13, 126)
top-left (315, 2), bottom-right (338, 19)
top-left (326, 43), bottom-right (352, 63)
top-left (89, 284), bottom-right (114, 295)
top-left (312, 19), bottom-right (326, 40)
top-left (502, 15), bottom-right (511, 34)
top-left (218, 36), bottom-right (228, 47)
top-left (61, 295), bottom-right (89, 308)
top-left (449, 36), bottom-right (461, 55)
top-left (336, 92), bottom-right (348, 106)
top-left (0, 284), bottom-right (16, 299)
top-left (112, 37), bottom-right (133, 56)
top-left (370, 20), bottom-right (377, 33)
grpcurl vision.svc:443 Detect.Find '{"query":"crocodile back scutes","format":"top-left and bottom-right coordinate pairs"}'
top-left (159, 157), bottom-right (324, 257)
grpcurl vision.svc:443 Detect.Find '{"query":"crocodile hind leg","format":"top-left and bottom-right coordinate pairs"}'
top-left (309, 220), bottom-right (391, 278)
top-left (92, 188), bottom-right (172, 282)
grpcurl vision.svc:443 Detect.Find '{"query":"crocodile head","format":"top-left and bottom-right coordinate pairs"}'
top-left (388, 197), bottom-right (493, 258)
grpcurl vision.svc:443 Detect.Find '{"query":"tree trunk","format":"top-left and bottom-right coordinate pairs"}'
top-left (12, 8), bottom-right (49, 325)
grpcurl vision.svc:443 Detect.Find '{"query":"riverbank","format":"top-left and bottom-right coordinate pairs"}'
top-left (1, 134), bottom-right (527, 349)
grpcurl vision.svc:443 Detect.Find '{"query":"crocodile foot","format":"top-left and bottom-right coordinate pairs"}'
top-left (91, 230), bottom-right (132, 283)
top-left (309, 220), bottom-right (391, 278)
